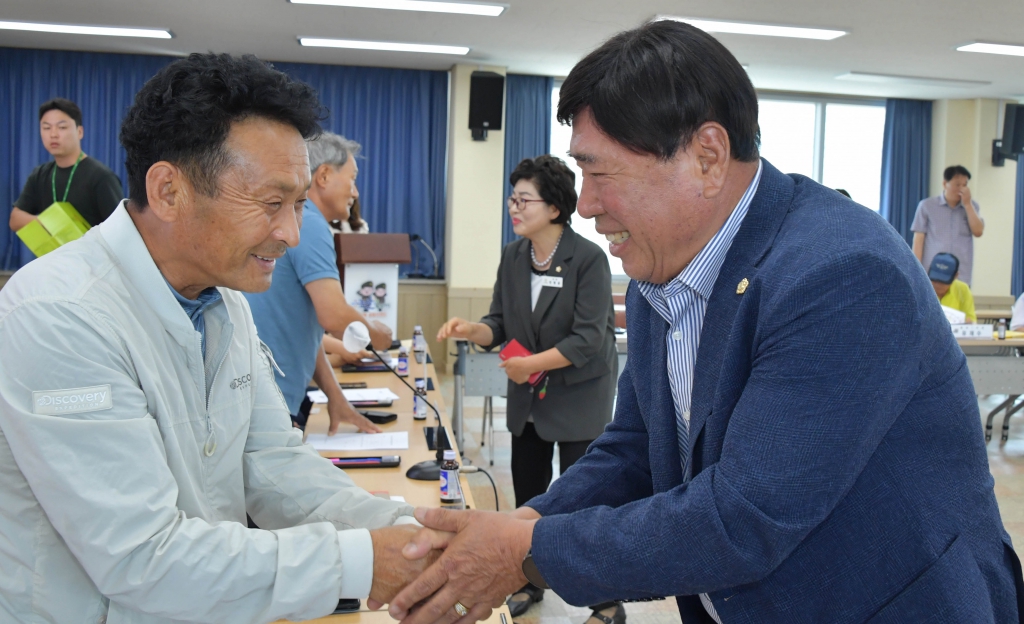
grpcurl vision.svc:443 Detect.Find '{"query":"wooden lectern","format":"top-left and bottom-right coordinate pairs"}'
top-left (335, 233), bottom-right (411, 336)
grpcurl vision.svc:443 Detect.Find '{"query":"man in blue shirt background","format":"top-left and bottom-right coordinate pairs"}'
top-left (246, 132), bottom-right (392, 433)
top-left (911, 164), bottom-right (984, 286)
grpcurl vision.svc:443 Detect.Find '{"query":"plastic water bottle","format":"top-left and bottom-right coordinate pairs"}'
top-left (999, 319), bottom-right (1007, 340)
top-left (439, 450), bottom-right (463, 505)
top-left (413, 325), bottom-right (426, 364)
top-left (413, 378), bottom-right (428, 420)
top-left (397, 346), bottom-right (409, 376)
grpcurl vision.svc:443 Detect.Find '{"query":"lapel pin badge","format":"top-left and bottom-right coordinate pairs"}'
top-left (736, 278), bottom-right (749, 294)
top-left (555, 266), bottom-right (562, 273)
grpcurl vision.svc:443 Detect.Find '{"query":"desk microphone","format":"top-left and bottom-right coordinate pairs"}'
top-left (343, 322), bottom-right (448, 480)
top-left (407, 234), bottom-right (440, 279)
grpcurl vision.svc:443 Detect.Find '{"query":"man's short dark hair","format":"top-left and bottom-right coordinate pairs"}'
top-left (119, 53), bottom-right (325, 209)
top-left (557, 20), bottom-right (760, 162)
top-left (944, 165), bottom-right (971, 182)
top-left (509, 155), bottom-right (578, 225)
top-left (39, 98), bottom-right (82, 127)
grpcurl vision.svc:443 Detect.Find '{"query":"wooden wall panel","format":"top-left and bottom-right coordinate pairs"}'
top-left (397, 280), bottom-right (449, 370)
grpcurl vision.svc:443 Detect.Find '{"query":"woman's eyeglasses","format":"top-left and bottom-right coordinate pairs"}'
top-left (507, 196), bottom-right (547, 210)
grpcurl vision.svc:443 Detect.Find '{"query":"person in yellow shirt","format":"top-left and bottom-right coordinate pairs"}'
top-left (929, 252), bottom-right (976, 323)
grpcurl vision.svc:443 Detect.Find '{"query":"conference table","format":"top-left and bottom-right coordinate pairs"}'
top-left (958, 336), bottom-right (1024, 444)
top-left (292, 343), bottom-right (509, 624)
top-left (976, 309), bottom-right (1014, 322)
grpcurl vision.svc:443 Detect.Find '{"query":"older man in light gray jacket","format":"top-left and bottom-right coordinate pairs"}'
top-left (0, 53), bottom-right (432, 623)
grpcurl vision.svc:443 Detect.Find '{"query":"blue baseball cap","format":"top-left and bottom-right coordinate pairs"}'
top-left (928, 252), bottom-right (960, 284)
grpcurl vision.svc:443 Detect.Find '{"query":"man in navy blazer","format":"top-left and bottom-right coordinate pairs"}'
top-left (386, 20), bottom-right (1023, 624)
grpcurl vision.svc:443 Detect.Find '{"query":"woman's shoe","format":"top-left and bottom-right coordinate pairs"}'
top-left (584, 602), bottom-right (625, 624)
top-left (506, 583), bottom-right (545, 617)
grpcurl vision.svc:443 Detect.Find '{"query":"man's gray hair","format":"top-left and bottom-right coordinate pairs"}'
top-left (307, 131), bottom-right (361, 173)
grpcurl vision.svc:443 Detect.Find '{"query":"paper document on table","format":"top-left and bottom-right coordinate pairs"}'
top-left (307, 389), bottom-right (329, 404)
top-left (305, 431), bottom-right (409, 451)
top-left (342, 388), bottom-right (400, 403)
top-left (942, 305), bottom-right (966, 325)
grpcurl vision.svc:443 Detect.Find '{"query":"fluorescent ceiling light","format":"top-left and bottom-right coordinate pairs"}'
top-left (656, 15), bottom-right (846, 41)
top-left (290, 0), bottom-right (505, 16)
top-left (958, 42), bottom-right (1024, 57)
top-left (299, 37), bottom-right (469, 55)
top-left (0, 20), bottom-right (171, 39)
top-left (836, 71), bottom-right (990, 88)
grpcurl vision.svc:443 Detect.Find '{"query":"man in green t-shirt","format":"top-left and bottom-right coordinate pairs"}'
top-left (929, 252), bottom-right (976, 323)
top-left (9, 98), bottom-right (124, 233)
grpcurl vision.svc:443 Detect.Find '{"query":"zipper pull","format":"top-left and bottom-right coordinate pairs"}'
top-left (204, 430), bottom-right (217, 456)
top-left (260, 340), bottom-right (286, 377)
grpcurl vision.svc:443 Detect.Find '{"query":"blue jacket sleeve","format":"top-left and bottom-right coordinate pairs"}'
top-left (531, 250), bottom-right (928, 605)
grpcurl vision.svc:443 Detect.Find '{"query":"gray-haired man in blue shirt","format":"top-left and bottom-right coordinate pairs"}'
top-left (245, 132), bottom-right (392, 433)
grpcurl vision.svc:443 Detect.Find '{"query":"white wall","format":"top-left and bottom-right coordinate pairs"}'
top-left (442, 63), bottom-right (508, 369)
top-left (930, 98), bottom-right (1018, 297)
top-left (444, 63), bottom-right (506, 291)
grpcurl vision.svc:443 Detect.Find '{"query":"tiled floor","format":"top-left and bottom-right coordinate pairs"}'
top-left (439, 376), bottom-right (1024, 624)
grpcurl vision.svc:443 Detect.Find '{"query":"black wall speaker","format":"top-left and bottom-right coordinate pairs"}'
top-left (999, 103), bottom-right (1024, 162)
top-left (469, 71), bottom-right (504, 140)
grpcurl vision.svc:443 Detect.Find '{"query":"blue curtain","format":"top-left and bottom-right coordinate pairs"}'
top-left (879, 98), bottom-right (932, 246)
top-left (274, 62), bottom-right (449, 278)
top-left (502, 74), bottom-right (553, 247)
top-left (1013, 158), bottom-right (1024, 297)
top-left (0, 47), bottom-right (449, 277)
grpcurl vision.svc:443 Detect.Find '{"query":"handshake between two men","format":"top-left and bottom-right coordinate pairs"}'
top-left (369, 506), bottom-right (541, 624)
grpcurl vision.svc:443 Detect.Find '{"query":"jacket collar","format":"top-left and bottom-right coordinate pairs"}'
top-left (637, 161), bottom-right (762, 319)
top-left (513, 226), bottom-right (578, 349)
top-left (530, 226), bottom-right (578, 334)
top-left (626, 281), bottom-right (685, 488)
top-left (685, 159), bottom-right (795, 474)
top-left (97, 201), bottom-right (203, 349)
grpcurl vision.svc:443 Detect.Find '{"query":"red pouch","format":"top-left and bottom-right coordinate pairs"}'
top-left (499, 339), bottom-right (547, 386)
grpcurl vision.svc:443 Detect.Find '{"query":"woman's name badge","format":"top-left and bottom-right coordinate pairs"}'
top-left (540, 276), bottom-right (564, 288)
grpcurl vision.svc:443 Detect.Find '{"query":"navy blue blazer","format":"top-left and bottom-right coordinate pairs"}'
top-left (528, 161), bottom-right (1022, 623)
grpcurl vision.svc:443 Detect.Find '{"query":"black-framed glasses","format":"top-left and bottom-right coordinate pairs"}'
top-left (507, 196), bottom-right (547, 210)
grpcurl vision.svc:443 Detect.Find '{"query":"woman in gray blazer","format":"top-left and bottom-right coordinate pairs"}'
top-left (437, 155), bottom-right (620, 623)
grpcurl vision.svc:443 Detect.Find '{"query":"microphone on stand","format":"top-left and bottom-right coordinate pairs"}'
top-left (342, 322), bottom-right (449, 480)
top-left (406, 234), bottom-right (440, 279)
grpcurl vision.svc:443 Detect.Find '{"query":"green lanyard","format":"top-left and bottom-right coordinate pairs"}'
top-left (51, 153), bottom-right (84, 204)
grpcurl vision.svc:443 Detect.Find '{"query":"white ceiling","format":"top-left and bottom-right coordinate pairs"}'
top-left (2, 0), bottom-right (1024, 100)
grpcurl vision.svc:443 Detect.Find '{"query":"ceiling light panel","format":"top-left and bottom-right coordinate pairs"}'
top-left (0, 20), bottom-right (171, 39)
top-left (957, 42), bottom-right (1024, 57)
top-left (290, 0), bottom-right (505, 16)
top-left (836, 72), bottom-right (990, 88)
top-left (656, 16), bottom-right (846, 41)
top-left (299, 37), bottom-right (470, 55)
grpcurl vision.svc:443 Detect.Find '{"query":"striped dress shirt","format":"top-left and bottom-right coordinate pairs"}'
top-left (636, 161), bottom-right (762, 624)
